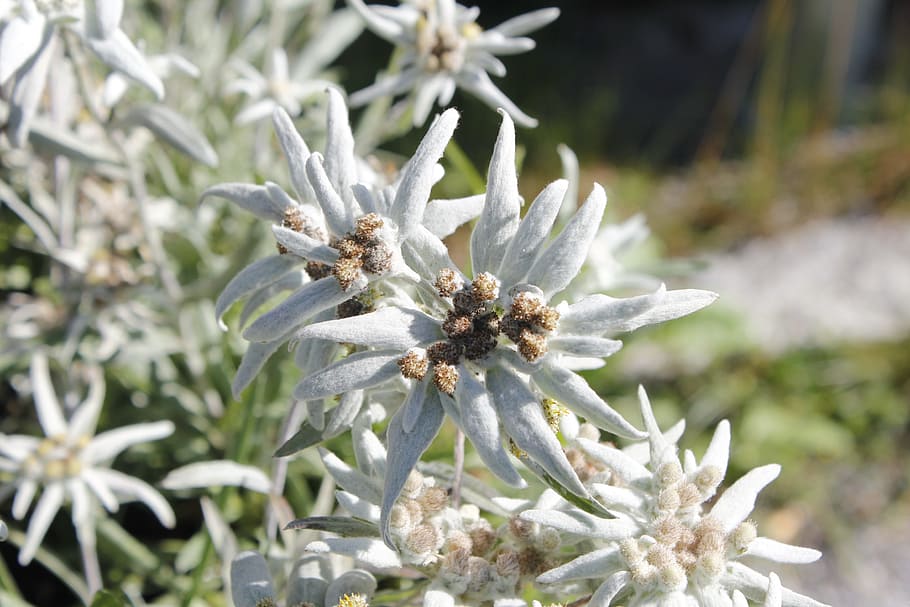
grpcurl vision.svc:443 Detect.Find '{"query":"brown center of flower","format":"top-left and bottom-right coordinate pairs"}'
top-left (501, 291), bottom-right (560, 362)
top-left (328, 213), bottom-right (393, 290)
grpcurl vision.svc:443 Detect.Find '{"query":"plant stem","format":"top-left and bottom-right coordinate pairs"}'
top-left (445, 139), bottom-right (485, 195)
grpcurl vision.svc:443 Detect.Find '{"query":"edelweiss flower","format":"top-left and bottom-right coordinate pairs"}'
top-left (293, 113), bottom-right (717, 537)
top-left (204, 89), bottom-right (480, 398)
top-left (523, 386), bottom-right (829, 607)
top-left (225, 48), bottom-right (334, 125)
top-left (293, 413), bottom-right (565, 607)
top-left (231, 550), bottom-right (377, 607)
top-left (348, 0), bottom-right (559, 127)
top-left (0, 353), bottom-right (175, 567)
top-left (0, 0), bottom-right (163, 144)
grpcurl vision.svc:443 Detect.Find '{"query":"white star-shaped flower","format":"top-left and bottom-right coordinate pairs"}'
top-left (348, 0), bottom-right (559, 127)
top-left (524, 386), bottom-right (829, 607)
top-left (0, 353), bottom-right (175, 567)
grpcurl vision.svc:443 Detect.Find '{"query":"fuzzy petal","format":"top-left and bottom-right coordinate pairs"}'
top-left (162, 461), bottom-right (271, 494)
top-left (306, 152), bottom-right (353, 235)
top-left (520, 508), bottom-right (635, 540)
top-left (216, 255), bottom-right (301, 328)
top-left (422, 194), bottom-right (485, 239)
top-left (498, 179), bottom-right (567, 287)
top-left (90, 468), bottom-right (176, 528)
top-left (324, 87), bottom-right (358, 211)
top-left (487, 367), bottom-right (586, 497)
top-left (744, 537), bottom-right (822, 564)
top-left (391, 108), bottom-right (459, 241)
top-left (243, 277), bottom-right (351, 343)
top-left (18, 482), bottom-right (64, 565)
top-left (83, 421), bottom-right (174, 464)
top-left (297, 306), bottom-right (441, 350)
top-left (471, 111), bottom-right (520, 275)
top-left (200, 183), bottom-right (286, 222)
top-left (30, 352), bottom-right (65, 437)
top-left (536, 546), bottom-right (622, 583)
top-left (380, 389), bottom-right (445, 546)
top-left (306, 537), bottom-right (402, 569)
top-left (293, 350), bottom-right (401, 400)
top-left (453, 368), bottom-right (525, 488)
top-left (525, 184), bottom-right (606, 297)
top-left (272, 225), bottom-right (339, 265)
top-left (272, 107), bottom-right (314, 203)
top-left (533, 363), bottom-right (645, 439)
top-left (710, 464), bottom-right (781, 534)
top-left (588, 571), bottom-right (632, 607)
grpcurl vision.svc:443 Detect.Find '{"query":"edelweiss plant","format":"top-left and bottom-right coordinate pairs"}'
top-left (524, 387), bottom-right (826, 607)
top-left (0, 1), bottom-right (837, 605)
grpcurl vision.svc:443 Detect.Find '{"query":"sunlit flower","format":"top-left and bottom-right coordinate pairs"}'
top-left (293, 113), bottom-right (717, 539)
top-left (348, 0), bottom-right (559, 127)
top-left (524, 386), bottom-right (829, 607)
top-left (0, 353), bottom-right (175, 567)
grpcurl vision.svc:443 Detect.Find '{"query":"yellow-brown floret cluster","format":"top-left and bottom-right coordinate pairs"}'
top-left (277, 206), bottom-right (328, 256)
top-left (328, 213), bottom-right (393, 290)
top-left (500, 291), bottom-right (559, 362)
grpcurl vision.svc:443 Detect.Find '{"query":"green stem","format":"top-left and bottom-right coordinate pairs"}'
top-left (445, 138), bottom-right (486, 195)
top-left (0, 550), bottom-right (22, 598)
top-left (5, 529), bottom-right (90, 605)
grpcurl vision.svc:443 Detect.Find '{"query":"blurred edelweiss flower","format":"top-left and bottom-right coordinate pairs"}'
top-left (225, 48), bottom-right (333, 125)
top-left (231, 550), bottom-right (377, 607)
top-left (348, 0), bottom-right (559, 127)
top-left (294, 112), bottom-right (718, 541)
top-left (0, 352), bottom-right (175, 565)
top-left (0, 0), bottom-right (163, 144)
top-left (523, 386), bottom-right (829, 607)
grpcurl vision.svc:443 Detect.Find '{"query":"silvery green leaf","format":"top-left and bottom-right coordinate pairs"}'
top-left (324, 87), bottom-right (357, 210)
top-left (533, 362), bottom-right (644, 439)
top-left (324, 390), bottom-right (365, 439)
top-left (27, 117), bottom-right (123, 165)
top-left (162, 461), bottom-right (271, 493)
top-left (319, 448), bottom-right (382, 504)
top-left (699, 419), bottom-right (731, 483)
top-left (239, 272), bottom-right (306, 329)
top-left (535, 547), bottom-right (621, 584)
top-left (200, 183), bottom-right (285, 222)
top-left (548, 336), bottom-right (623, 359)
top-left (305, 537), bottom-right (402, 569)
top-left (588, 571), bottom-right (632, 607)
top-left (401, 224), bottom-right (459, 282)
top-left (559, 288), bottom-right (663, 334)
top-left (243, 277), bottom-right (350, 343)
top-left (722, 562), bottom-right (830, 607)
top-left (336, 491), bottom-right (380, 523)
top-left (487, 367), bottom-right (586, 497)
top-left (498, 179), bottom-right (567, 287)
top-left (610, 287), bottom-right (718, 333)
top-left (0, 13), bottom-right (46, 85)
top-left (216, 255), bottom-right (301, 328)
top-left (709, 464), bottom-right (780, 534)
top-left (422, 194), bottom-right (485, 239)
top-left (306, 152), bottom-right (352, 235)
top-left (120, 104), bottom-right (216, 167)
top-left (590, 482), bottom-right (646, 513)
top-left (293, 350), bottom-right (401, 400)
top-left (272, 107), bottom-right (313, 203)
top-left (744, 538), bottom-right (822, 564)
top-left (453, 368), bottom-right (525, 488)
top-left (471, 111), bottom-right (519, 275)
top-left (520, 508), bottom-right (634, 540)
top-left (575, 438), bottom-right (650, 484)
top-left (7, 26), bottom-right (54, 147)
top-left (764, 573), bottom-right (782, 607)
top-left (391, 108), bottom-right (459, 241)
top-left (402, 378), bottom-right (429, 433)
top-left (86, 30), bottom-right (164, 100)
top-left (272, 225), bottom-right (339, 265)
top-left (352, 422), bottom-right (386, 479)
top-left (232, 336), bottom-right (289, 397)
top-left (287, 556), bottom-right (330, 607)
top-left (230, 551), bottom-right (275, 607)
top-left (381, 388), bottom-right (445, 546)
top-left (297, 307), bottom-right (441, 350)
top-left (525, 183), bottom-right (606, 297)
top-left (637, 385), bottom-right (676, 470)
top-left (274, 421), bottom-right (323, 457)
top-left (85, 0), bottom-right (123, 39)
top-left (285, 516), bottom-right (379, 537)
top-left (306, 399), bottom-right (325, 432)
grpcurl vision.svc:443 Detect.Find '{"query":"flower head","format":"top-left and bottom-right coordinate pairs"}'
top-left (525, 386), bottom-right (829, 607)
top-left (0, 353), bottom-right (175, 565)
top-left (348, 0), bottom-right (559, 127)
